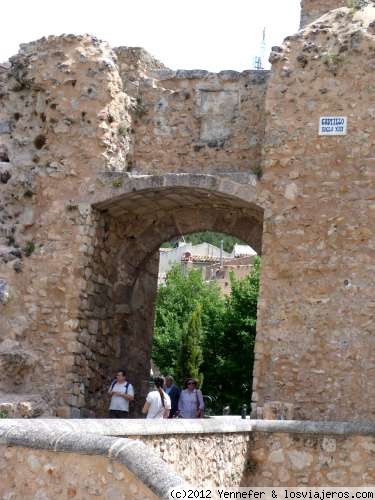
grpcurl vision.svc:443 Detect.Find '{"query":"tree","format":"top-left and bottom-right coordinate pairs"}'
top-left (219, 256), bottom-right (261, 413)
top-left (152, 265), bottom-right (225, 379)
top-left (177, 303), bottom-right (204, 386)
top-left (152, 258), bottom-right (261, 414)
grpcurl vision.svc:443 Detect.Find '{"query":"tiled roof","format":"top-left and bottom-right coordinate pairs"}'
top-left (181, 255), bottom-right (231, 263)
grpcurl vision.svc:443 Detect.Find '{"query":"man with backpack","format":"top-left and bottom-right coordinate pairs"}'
top-left (108, 370), bottom-right (134, 418)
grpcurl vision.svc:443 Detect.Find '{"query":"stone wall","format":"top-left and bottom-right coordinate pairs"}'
top-left (85, 173), bottom-right (262, 416)
top-left (300, 0), bottom-right (347, 27)
top-left (252, 5), bottom-right (375, 421)
top-left (246, 431), bottom-right (375, 486)
top-left (114, 48), bottom-right (269, 176)
top-left (1, 2), bottom-right (375, 421)
top-left (300, 0), bottom-right (375, 27)
top-left (0, 35), bottom-right (132, 417)
top-left (0, 31), bottom-right (268, 417)
top-left (3, 431), bottom-right (375, 495)
top-left (0, 446), bottom-right (158, 499)
top-left (125, 69), bottom-right (269, 175)
top-left (0, 419), bottom-right (190, 499)
top-left (125, 420), bottom-right (375, 487)
top-left (140, 432), bottom-right (251, 487)
top-left (2, 419), bottom-right (374, 491)
top-left (142, 431), bottom-right (375, 487)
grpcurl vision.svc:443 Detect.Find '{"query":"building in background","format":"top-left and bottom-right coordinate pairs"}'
top-left (204, 255), bottom-right (256, 296)
top-left (158, 241), bottom-right (257, 294)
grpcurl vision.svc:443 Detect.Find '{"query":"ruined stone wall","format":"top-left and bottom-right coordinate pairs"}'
top-left (300, 0), bottom-right (375, 27)
top-left (1, 2), bottom-right (375, 421)
top-left (300, 0), bottom-right (347, 27)
top-left (115, 48), bottom-right (269, 175)
top-left (134, 69), bottom-right (268, 174)
top-left (0, 35), bottom-right (132, 416)
top-left (0, 446), bottom-right (158, 499)
top-left (253, 6), bottom-right (375, 420)
top-left (0, 33), bottom-right (268, 417)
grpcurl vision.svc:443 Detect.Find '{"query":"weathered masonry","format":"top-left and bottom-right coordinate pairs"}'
top-left (0, 0), bottom-right (375, 419)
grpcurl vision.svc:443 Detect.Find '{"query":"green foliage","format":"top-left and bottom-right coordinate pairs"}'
top-left (152, 258), bottom-right (261, 414)
top-left (321, 52), bottom-right (344, 77)
top-left (177, 304), bottom-right (204, 386)
top-left (346, 0), bottom-right (364, 10)
top-left (112, 178), bottom-right (123, 188)
top-left (219, 257), bottom-right (260, 413)
top-left (24, 241), bottom-right (35, 257)
top-left (251, 165), bottom-right (263, 179)
top-left (134, 97), bottom-right (147, 117)
top-left (0, 410), bottom-right (8, 418)
top-left (152, 265), bottom-right (224, 381)
top-left (118, 123), bottom-right (129, 137)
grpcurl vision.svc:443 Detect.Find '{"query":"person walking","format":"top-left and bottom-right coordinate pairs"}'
top-left (142, 376), bottom-right (171, 419)
top-left (164, 375), bottom-right (180, 418)
top-left (108, 370), bottom-right (134, 418)
top-left (178, 378), bottom-right (204, 418)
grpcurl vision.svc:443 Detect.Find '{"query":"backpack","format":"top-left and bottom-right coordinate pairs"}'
top-left (110, 380), bottom-right (129, 393)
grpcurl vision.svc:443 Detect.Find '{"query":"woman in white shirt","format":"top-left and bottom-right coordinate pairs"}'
top-left (142, 377), bottom-right (171, 419)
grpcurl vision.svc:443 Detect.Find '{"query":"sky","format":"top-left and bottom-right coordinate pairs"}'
top-left (1, 0), bottom-right (301, 72)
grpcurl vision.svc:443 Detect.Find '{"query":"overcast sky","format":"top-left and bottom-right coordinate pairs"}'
top-left (1, 0), bottom-right (301, 72)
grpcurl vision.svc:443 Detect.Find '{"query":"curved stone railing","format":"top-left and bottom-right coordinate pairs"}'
top-left (0, 420), bottom-right (189, 499)
top-left (2, 418), bottom-right (375, 492)
top-left (2, 417), bottom-right (375, 438)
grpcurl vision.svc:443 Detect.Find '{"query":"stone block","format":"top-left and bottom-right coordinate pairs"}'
top-left (56, 406), bottom-right (71, 418)
top-left (263, 401), bottom-right (294, 420)
top-left (87, 319), bottom-right (99, 335)
top-left (0, 279), bottom-right (10, 305)
top-left (0, 121), bottom-right (10, 134)
top-left (197, 90), bottom-right (239, 143)
top-left (20, 207), bottom-right (35, 227)
top-left (70, 407), bottom-right (81, 418)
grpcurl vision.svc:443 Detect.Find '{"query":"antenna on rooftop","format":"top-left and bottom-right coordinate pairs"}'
top-left (252, 27), bottom-right (266, 70)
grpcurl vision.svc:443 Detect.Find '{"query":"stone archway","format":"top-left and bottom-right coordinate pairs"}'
top-left (76, 173), bottom-right (264, 416)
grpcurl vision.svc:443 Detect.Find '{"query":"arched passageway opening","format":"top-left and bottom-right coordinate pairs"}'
top-left (153, 229), bottom-right (259, 416)
top-left (76, 175), bottom-right (263, 416)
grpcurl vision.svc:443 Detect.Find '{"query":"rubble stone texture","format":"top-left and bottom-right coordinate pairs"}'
top-left (301, 1), bottom-right (375, 27)
top-left (0, 2), bottom-right (374, 419)
top-left (140, 431), bottom-right (375, 487)
top-left (2, 419), bottom-right (375, 492)
top-left (0, 447), bottom-right (158, 500)
top-left (301, 0), bottom-right (346, 26)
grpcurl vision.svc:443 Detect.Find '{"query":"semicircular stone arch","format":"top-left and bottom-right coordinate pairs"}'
top-left (90, 172), bottom-right (260, 211)
top-left (77, 173), bottom-right (264, 416)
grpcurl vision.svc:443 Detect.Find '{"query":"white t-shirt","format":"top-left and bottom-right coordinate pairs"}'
top-left (146, 390), bottom-right (171, 419)
top-left (109, 381), bottom-right (134, 412)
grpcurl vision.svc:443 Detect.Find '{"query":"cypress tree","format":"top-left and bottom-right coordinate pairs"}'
top-left (177, 303), bottom-right (204, 387)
